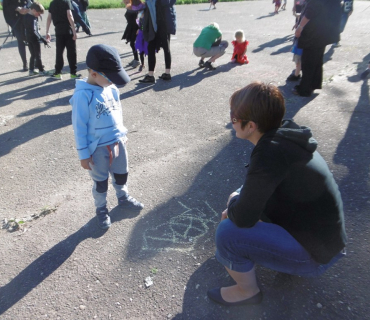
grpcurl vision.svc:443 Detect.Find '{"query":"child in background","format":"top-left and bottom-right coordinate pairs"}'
top-left (122, 0), bottom-right (145, 68)
top-left (286, 39), bottom-right (302, 81)
top-left (70, 44), bottom-right (144, 230)
top-left (209, 0), bottom-right (218, 10)
top-left (135, 9), bottom-right (148, 72)
top-left (23, 2), bottom-right (50, 76)
top-left (76, 0), bottom-right (90, 33)
top-left (281, 0), bottom-right (287, 10)
top-left (273, 0), bottom-right (281, 14)
top-left (231, 30), bottom-right (249, 65)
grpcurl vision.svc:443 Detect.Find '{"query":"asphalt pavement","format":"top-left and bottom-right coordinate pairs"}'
top-left (0, 1), bottom-right (369, 319)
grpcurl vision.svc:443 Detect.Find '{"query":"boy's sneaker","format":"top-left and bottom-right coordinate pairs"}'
top-left (39, 70), bottom-right (50, 76)
top-left (51, 73), bottom-right (62, 80)
top-left (70, 73), bottom-right (82, 79)
top-left (360, 69), bottom-right (370, 80)
top-left (204, 61), bottom-right (216, 70)
top-left (139, 75), bottom-right (156, 84)
top-left (159, 73), bottom-right (171, 81)
top-left (29, 70), bottom-right (39, 76)
top-left (199, 59), bottom-right (205, 68)
top-left (286, 73), bottom-right (301, 81)
top-left (118, 195), bottom-right (144, 210)
top-left (138, 65), bottom-right (145, 72)
top-left (96, 207), bottom-right (111, 229)
top-left (23, 65), bottom-right (29, 72)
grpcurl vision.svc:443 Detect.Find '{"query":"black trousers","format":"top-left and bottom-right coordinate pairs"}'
top-left (148, 33), bottom-right (171, 72)
top-left (55, 33), bottom-right (77, 74)
top-left (13, 26), bottom-right (27, 67)
top-left (298, 46), bottom-right (326, 96)
top-left (28, 40), bottom-right (44, 71)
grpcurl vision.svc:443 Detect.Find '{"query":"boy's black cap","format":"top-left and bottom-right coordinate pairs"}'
top-left (86, 44), bottom-right (130, 85)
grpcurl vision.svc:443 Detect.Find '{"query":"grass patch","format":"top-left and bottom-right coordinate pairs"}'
top-left (1, 0), bottom-right (249, 10)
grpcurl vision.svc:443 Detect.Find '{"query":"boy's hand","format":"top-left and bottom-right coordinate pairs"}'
top-left (80, 157), bottom-right (94, 170)
top-left (73, 33), bottom-right (77, 41)
top-left (46, 33), bottom-right (51, 42)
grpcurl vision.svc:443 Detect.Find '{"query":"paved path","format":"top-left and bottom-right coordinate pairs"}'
top-left (0, 1), bottom-right (369, 319)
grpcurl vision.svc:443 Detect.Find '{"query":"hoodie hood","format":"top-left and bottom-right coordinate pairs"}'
top-left (72, 78), bottom-right (105, 94)
top-left (275, 119), bottom-right (318, 153)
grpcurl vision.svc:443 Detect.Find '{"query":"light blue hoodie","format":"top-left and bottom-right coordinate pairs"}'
top-left (70, 79), bottom-right (127, 160)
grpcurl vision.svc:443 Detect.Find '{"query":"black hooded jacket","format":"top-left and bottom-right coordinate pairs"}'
top-left (228, 120), bottom-right (347, 264)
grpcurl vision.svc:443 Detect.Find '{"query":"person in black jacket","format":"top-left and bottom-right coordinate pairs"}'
top-left (139, 0), bottom-right (176, 83)
top-left (207, 82), bottom-right (347, 307)
top-left (2, 0), bottom-right (30, 70)
top-left (23, 1), bottom-right (50, 76)
top-left (292, 0), bottom-right (341, 96)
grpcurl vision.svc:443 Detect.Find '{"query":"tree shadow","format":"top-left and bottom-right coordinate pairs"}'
top-left (253, 35), bottom-right (294, 53)
top-left (0, 205), bottom-right (140, 316)
top-left (120, 63), bottom-right (239, 99)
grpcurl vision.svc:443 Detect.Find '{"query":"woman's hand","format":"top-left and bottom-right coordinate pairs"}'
top-left (221, 209), bottom-right (228, 221)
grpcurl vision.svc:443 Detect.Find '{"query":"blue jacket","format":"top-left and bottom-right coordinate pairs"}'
top-left (70, 79), bottom-right (127, 160)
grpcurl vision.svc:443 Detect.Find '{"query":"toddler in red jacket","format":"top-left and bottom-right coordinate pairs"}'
top-left (231, 30), bottom-right (249, 65)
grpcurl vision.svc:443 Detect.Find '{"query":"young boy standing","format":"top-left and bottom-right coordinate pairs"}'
top-left (46, 0), bottom-right (81, 79)
top-left (23, 2), bottom-right (50, 76)
top-left (70, 44), bottom-right (144, 229)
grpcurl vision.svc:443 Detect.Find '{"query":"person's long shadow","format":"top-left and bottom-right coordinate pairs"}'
top-left (0, 206), bottom-right (140, 315)
top-left (333, 79), bottom-right (370, 213)
top-left (278, 83), bottom-right (318, 118)
top-left (253, 34), bottom-right (294, 53)
top-left (0, 102), bottom-right (70, 158)
top-left (324, 45), bottom-right (336, 64)
top-left (347, 53), bottom-right (370, 83)
top-left (121, 63), bottom-right (239, 99)
top-left (256, 12), bottom-right (275, 20)
top-left (271, 44), bottom-right (292, 56)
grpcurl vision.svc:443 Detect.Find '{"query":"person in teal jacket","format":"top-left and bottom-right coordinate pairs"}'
top-left (193, 23), bottom-right (228, 70)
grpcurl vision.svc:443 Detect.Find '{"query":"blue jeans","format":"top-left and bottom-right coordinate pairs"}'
top-left (215, 220), bottom-right (345, 277)
top-left (89, 140), bottom-right (129, 208)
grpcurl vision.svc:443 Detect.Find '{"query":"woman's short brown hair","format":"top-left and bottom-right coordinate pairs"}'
top-left (230, 82), bottom-right (285, 133)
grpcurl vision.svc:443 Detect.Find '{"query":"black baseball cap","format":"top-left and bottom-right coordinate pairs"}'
top-left (86, 44), bottom-right (130, 85)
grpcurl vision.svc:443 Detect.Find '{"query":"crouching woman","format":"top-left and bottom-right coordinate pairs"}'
top-left (208, 82), bottom-right (347, 306)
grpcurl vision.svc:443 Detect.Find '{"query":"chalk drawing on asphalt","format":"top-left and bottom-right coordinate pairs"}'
top-left (142, 201), bottom-right (219, 252)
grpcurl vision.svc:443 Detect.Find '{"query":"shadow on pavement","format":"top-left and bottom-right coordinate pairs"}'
top-left (256, 13), bottom-right (275, 20)
top-left (120, 63), bottom-right (239, 99)
top-left (0, 206), bottom-right (141, 316)
top-left (0, 218), bottom-right (107, 315)
top-left (253, 35), bottom-right (294, 53)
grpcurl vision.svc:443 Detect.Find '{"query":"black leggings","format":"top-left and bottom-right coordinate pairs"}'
top-left (130, 37), bottom-right (139, 61)
top-left (148, 33), bottom-right (171, 72)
